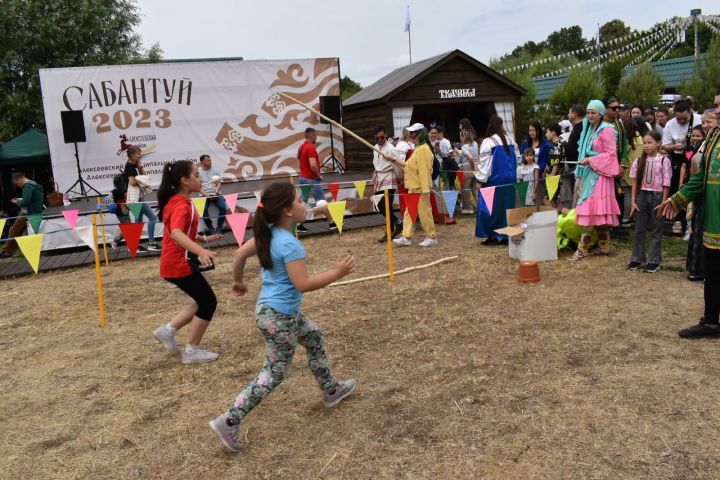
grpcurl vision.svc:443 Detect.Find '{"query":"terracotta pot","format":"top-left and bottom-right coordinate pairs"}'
top-left (518, 261), bottom-right (541, 284)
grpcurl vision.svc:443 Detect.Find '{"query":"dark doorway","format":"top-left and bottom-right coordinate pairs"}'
top-left (409, 101), bottom-right (496, 143)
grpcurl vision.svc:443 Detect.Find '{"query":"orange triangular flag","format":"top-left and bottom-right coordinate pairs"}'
top-left (226, 213), bottom-right (250, 245)
top-left (404, 193), bottom-right (421, 223)
top-left (16, 234), bottom-right (43, 273)
top-left (118, 222), bottom-right (145, 257)
top-left (328, 183), bottom-right (340, 200)
top-left (327, 201), bottom-right (347, 233)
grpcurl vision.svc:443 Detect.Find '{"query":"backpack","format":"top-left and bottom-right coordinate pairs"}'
top-left (432, 157), bottom-right (441, 181)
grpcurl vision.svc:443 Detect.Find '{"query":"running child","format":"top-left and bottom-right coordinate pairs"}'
top-left (627, 131), bottom-right (672, 273)
top-left (209, 182), bottom-right (356, 452)
top-left (152, 161), bottom-right (223, 364)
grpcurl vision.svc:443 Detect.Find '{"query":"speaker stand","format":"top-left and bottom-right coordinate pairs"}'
top-left (65, 142), bottom-right (101, 198)
top-left (321, 123), bottom-right (344, 174)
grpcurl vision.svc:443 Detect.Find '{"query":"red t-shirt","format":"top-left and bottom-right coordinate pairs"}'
top-left (298, 140), bottom-right (320, 179)
top-left (160, 195), bottom-right (198, 278)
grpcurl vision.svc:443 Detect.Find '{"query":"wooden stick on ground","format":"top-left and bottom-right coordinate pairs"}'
top-left (331, 256), bottom-right (459, 286)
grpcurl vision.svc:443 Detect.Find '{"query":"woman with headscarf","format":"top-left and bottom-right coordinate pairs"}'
top-left (393, 123), bottom-right (438, 247)
top-left (571, 100), bottom-right (621, 260)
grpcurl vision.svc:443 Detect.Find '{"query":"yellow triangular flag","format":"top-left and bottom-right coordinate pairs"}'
top-left (191, 197), bottom-right (207, 216)
top-left (353, 181), bottom-right (366, 198)
top-left (0, 218), bottom-right (5, 239)
top-left (327, 201), bottom-right (347, 234)
top-left (546, 175), bottom-right (560, 201)
top-left (16, 234), bottom-right (43, 273)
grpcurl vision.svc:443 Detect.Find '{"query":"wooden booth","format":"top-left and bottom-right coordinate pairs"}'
top-left (342, 49), bottom-right (526, 171)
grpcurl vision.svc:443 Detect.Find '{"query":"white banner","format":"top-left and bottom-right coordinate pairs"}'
top-left (39, 58), bottom-right (344, 195)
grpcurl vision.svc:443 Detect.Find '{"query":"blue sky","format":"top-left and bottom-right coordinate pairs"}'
top-left (135, 0), bottom-right (718, 87)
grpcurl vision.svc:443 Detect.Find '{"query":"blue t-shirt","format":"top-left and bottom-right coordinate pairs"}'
top-left (257, 227), bottom-right (306, 314)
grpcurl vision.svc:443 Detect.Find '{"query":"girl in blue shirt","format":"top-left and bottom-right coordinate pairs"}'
top-left (209, 182), bottom-right (356, 452)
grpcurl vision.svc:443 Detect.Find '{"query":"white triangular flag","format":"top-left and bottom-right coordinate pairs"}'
top-left (75, 226), bottom-right (97, 252)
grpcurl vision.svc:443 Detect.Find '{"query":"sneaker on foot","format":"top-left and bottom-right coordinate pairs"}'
top-left (110, 239), bottom-right (119, 250)
top-left (672, 221), bottom-right (682, 234)
top-left (327, 222), bottom-right (338, 231)
top-left (153, 325), bottom-right (180, 353)
top-left (209, 414), bottom-right (242, 452)
top-left (146, 243), bottom-right (162, 252)
top-left (678, 319), bottom-right (720, 339)
top-left (392, 236), bottom-right (412, 247)
top-left (182, 346), bottom-right (219, 364)
top-left (136, 245), bottom-right (149, 253)
top-left (460, 209), bottom-right (474, 215)
top-left (627, 261), bottom-right (642, 271)
top-left (296, 223), bottom-right (310, 233)
top-left (643, 263), bottom-right (660, 273)
top-left (324, 379), bottom-right (357, 407)
top-left (683, 231), bottom-right (691, 242)
top-left (687, 274), bottom-right (705, 281)
top-left (418, 237), bottom-right (438, 247)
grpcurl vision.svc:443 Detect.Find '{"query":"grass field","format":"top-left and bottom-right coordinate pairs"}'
top-left (2, 217), bottom-right (718, 479)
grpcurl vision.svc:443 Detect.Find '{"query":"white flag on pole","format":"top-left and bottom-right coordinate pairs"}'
top-left (404, 5), bottom-right (411, 32)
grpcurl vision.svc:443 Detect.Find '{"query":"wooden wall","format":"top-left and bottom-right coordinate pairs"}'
top-left (342, 103), bottom-right (386, 172)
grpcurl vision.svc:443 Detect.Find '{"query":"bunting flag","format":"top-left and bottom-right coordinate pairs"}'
top-left (480, 186), bottom-right (496, 215)
top-left (440, 170), bottom-right (448, 186)
top-left (457, 171), bottom-right (465, 186)
top-left (16, 234), bottom-right (43, 273)
top-left (404, 193), bottom-right (421, 223)
top-left (62, 209), bottom-right (80, 229)
top-left (191, 197), bottom-right (207, 216)
top-left (327, 201), bottom-right (347, 233)
top-left (353, 181), bottom-right (366, 198)
top-left (546, 175), bottom-right (560, 201)
top-left (118, 222), bottom-right (144, 257)
top-left (226, 212), bottom-right (250, 245)
top-left (514, 182), bottom-right (529, 204)
top-left (253, 190), bottom-right (263, 202)
top-left (371, 193), bottom-right (384, 212)
top-left (327, 183), bottom-right (340, 201)
top-left (299, 184), bottom-right (312, 202)
top-left (224, 193), bottom-right (238, 213)
top-left (27, 214), bottom-right (42, 234)
top-left (128, 203), bottom-right (143, 220)
top-left (441, 190), bottom-right (459, 218)
top-left (74, 226), bottom-right (97, 252)
top-left (0, 218), bottom-right (6, 238)
top-left (433, 176), bottom-right (440, 189)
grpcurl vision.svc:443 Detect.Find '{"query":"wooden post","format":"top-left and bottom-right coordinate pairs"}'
top-left (96, 198), bottom-right (110, 265)
top-left (91, 214), bottom-right (107, 327)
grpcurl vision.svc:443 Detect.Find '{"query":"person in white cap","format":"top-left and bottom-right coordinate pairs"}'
top-left (393, 123), bottom-right (438, 247)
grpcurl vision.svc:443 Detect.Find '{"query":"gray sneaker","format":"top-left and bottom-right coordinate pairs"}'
top-left (182, 346), bottom-right (219, 364)
top-left (209, 414), bottom-right (242, 452)
top-left (153, 324), bottom-right (179, 354)
top-left (323, 379), bottom-right (357, 407)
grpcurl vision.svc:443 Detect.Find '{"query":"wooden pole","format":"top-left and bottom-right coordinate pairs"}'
top-left (331, 256), bottom-right (458, 287)
top-left (91, 214), bottom-right (107, 327)
top-left (96, 198), bottom-right (110, 265)
top-left (383, 189), bottom-right (395, 282)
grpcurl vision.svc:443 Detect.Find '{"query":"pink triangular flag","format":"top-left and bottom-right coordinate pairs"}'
top-left (226, 213), bottom-right (250, 246)
top-left (62, 209), bottom-right (80, 229)
top-left (404, 193), bottom-right (421, 223)
top-left (224, 193), bottom-right (238, 213)
top-left (480, 186), bottom-right (496, 215)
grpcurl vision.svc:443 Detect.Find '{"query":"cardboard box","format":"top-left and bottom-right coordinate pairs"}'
top-left (495, 206), bottom-right (558, 262)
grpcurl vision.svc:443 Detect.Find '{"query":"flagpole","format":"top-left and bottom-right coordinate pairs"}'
top-left (408, 24), bottom-right (412, 64)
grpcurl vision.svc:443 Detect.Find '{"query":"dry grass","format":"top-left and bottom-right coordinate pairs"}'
top-left (1, 217), bottom-right (719, 479)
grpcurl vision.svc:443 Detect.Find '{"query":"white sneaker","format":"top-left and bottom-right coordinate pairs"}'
top-left (110, 239), bottom-right (119, 250)
top-left (392, 237), bottom-right (412, 247)
top-left (460, 209), bottom-right (474, 215)
top-left (419, 237), bottom-right (438, 247)
top-left (153, 324), bottom-right (179, 353)
top-left (182, 346), bottom-right (219, 364)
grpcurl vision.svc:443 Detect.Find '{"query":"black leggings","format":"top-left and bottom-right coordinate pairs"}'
top-left (165, 273), bottom-right (217, 321)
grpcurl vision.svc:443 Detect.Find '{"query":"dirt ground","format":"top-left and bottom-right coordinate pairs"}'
top-left (2, 216), bottom-right (719, 479)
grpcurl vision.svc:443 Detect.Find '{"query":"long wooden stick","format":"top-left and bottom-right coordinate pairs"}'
top-left (331, 256), bottom-right (458, 286)
top-left (278, 92), bottom-right (384, 156)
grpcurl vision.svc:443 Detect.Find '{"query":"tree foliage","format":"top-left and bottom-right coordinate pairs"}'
top-left (680, 34), bottom-right (720, 110)
top-left (340, 75), bottom-right (362, 101)
top-left (0, 0), bottom-right (162, 140)
top-left (548, 66), bottom-right (604, 115)
top-left (616, 63), bottom-right (665, 108)
top-left (506, 71), bottom-right (536, 137)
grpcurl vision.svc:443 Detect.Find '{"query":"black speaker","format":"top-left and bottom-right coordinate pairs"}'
top-left (61, 110), bottom-right (86, 143)
top-left (319, 96), bottom-right (341, 124)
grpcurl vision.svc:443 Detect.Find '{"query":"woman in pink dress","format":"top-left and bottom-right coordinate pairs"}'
top-left (571, 100), bottom-right (621, 260)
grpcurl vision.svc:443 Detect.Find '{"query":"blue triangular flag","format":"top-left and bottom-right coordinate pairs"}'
top-left (441, 190), bottom-right (459, 218)
top-left (434, 176), bottom-right (440, 188)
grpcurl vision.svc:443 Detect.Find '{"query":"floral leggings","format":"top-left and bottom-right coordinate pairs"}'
top-left (225, 304), bottom-right (337, 425)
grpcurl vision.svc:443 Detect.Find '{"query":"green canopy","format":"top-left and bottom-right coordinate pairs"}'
top-left (0, 128), bottom-right (50, 167)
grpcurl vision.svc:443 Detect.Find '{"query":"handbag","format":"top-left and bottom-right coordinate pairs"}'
top-left (46, 182), bottom-right (64, 207)
top-left (185, 203), bottom-right (214, 272)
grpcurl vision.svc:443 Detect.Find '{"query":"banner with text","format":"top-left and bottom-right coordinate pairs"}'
top-left (39, 58), bottom-right (344, 195)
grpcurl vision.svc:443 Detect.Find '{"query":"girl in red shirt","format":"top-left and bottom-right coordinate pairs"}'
top-left (152, 160), bottom-right (222, 364)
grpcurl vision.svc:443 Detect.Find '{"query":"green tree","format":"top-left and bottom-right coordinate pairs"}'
top-left (599, 19), bottom-right (631, 45)
top-left (681, 35), bottom-right (720, 110)
top-left (506, 71), bottom-right (536, 137)
top-left (601, 59), bottom-right (626, 98)
top-left (340, 75), bottom-right (362, 101)
top-left (0, 0), bottom-right (162, 140)
top-left (546, 26), bottom-right (587, 55)
top-left (547, 66), bottom-right (604, 115)
top-left (616, 63), bottom-right (665, 108)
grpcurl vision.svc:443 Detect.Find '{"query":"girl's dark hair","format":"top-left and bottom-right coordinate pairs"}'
top-left (634, 130), bottom-right (663, 192)
top-left (459, 118), bottom-right (477, 139)
top-left (692, 124), bottom-right (705, 136)
top-left (526, 120), bottom-right (543, 147)
top-left (486, 115), bottom-right (509, 154)
top-left (254, 182), bottom-right (297, 270)
top-left (633, 114), bottom-right (650, 137)
top-left (157, 160), bottom-right (194, 221)
top-left (623, 118), bottom-right (640, 151)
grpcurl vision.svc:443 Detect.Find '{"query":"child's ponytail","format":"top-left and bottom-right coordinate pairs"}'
top-left (157, 160), bottom-right (193, 221)
top-left (254, 182), bottom-right (298, 270)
